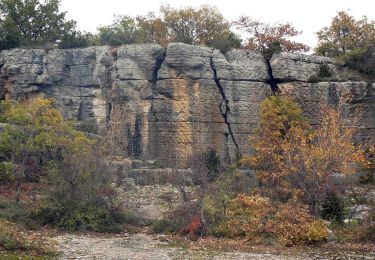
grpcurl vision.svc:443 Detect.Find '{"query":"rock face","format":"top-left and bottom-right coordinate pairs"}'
top-left (0, 44), bottom-right (374, 166)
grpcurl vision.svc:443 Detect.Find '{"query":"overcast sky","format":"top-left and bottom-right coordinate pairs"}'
top-left (60, 0), bottom-right (375, 50)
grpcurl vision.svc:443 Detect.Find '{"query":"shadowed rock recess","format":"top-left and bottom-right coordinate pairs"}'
top-left (1, 43), bottom-right (374, 167)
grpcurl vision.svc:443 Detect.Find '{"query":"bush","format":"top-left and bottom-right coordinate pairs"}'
top-left (180, 214), bottom-right (204, 239)
top-left (152, 219), bottom-right (175, 234)
top-left (0, 199), bottom-right (39, 229)
top-left (213, 194), bottom-right (328, 245)
top-left (0, 99), bottom-right (134, 232)
top-left (321, 192), bottom-right (345, 224)
top-left (307, 75), bottom-right (321, 83)
top-left (318, 64), bottom-right (333, 78)
top-left (339, 46), bottom-right (375, 76)
top-left (35, 201), bottom-right (128, 232)
top-left (0, 162), bottom-right (14, 185)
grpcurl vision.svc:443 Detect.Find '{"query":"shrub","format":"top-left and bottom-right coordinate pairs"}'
top-left (0, 99), bottom-right (133, 232)
top-left (321, 192), bottom-right (345, 224)
top-left (307, 75), bottom-right (321, 83)
top-left (152, 219), bottom-right (172, 234)
top-left (0, 162), bottom-right (14, 185)
top-left (180, 214), bottom-right (204, 239)
top-left (213, 194), bottom-right (328, 245)
top-left (241, 98), bottom-right (366, 215)
top-left (318, 64), bottom-right (333, 78)
top-left (265, 201), bottom-right (328, 245)
top-left (35, 202), bottom-right (127, 232)
top-left (302, 220), bottom-right (330, 243)
top-left (340, 46), bottom-right (375, 75)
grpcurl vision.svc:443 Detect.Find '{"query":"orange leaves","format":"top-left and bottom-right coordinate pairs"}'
top-left (181, 214), bottom-right (204, 239)
top-left (241, 96), bottom-right (368, 213)
top-left (218, 194), bottom-right (328, 245)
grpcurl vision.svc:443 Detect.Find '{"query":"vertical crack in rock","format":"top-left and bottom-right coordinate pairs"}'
top-left (77, 87), bottom-right (84, 121)
top-left (106, 102), bottom-right (112, 126)
top-left (224, 133), bottom-right (231, 164)
top-left (151, 48), bottom-right (167, 84)
top-left (209, 52), bottom-right (240, 161)
top-left (265, 56), bottom-right (279, 93)
top-left (110, 47), bottom-right (119, 81)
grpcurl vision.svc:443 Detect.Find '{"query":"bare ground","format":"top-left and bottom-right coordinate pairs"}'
top-left (53, 232), bottom-right (375, 260)
top-left (54, 233), bottom-right (302, 260)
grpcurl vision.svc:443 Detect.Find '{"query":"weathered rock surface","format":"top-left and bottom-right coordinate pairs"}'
top-left (1, 44), bottom-right (374, 167)
top-left (279, 81), bottom-right (375, 143)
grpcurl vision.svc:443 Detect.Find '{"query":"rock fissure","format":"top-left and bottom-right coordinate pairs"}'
top-left (264, 55), bottom-right (279, 93)
top-left (151, 49), bottom-right (167, 83)
top-left (110, 47), bottom-right (119, 81)
top-left (209, 53), bottom-right (240, 160)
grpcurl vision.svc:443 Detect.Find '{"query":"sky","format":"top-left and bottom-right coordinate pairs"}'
top-left (60, 0), bottom-right (375, 50)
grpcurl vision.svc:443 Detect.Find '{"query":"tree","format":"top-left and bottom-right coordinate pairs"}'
top-left (316, 11), bottom-right (375, 57)
top-left (235, 16), bottom-right (310, 55)
top-left (97, 15), bottom-right (139, 46)
top-left (241, 97), bottom-right (366, 215)
top-left (315, 11), bottom-right (375, 74)
top-left (0, 0), bottom-right (80, 49)
top-left (58, 31), bottom-right (93, 49)
top-left (136, 12), bottom-right (170, 46)
top-left (0, 99), bottom-right (93, 183)
top-left (160, 5), bottom-right (240, 51)
top-left (94, 5), bottom-right (240, 51)
top-left (0, 99), bottom-right (126, 231)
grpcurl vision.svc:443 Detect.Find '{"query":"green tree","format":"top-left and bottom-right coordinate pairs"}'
top-left (97, 15), bottom-right (139, 46)
top-left (315, 11), bottom-right (375, 74)
top-left (0, 0), bottom-right (82, 49)
top-left (0, 99), bottom-right (126, 231)
top-left (160, 5), bottom-right (240, 51)
top-left (0, 99), bottom-right (93, 184)
top-left (316, 11), bottom-right (375, 57)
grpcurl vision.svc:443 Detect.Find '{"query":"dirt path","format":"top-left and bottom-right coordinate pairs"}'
top-left (54, 233), bottom-right (304, 260)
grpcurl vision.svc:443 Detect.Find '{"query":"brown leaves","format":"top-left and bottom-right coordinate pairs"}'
top-left (242, 97), bottom-right (368, 214)
top-left (234, 16), bottom-right (310, 53)
top-left (218, 194), bottom-right (328, 245)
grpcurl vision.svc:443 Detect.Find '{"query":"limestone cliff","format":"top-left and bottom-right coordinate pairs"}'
top-left (0, 43), bottom-right (374, 166)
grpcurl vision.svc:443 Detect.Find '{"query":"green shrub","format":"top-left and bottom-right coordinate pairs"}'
top-left (307, 75), bottom-right (321, 83)
top-left (152, 219), bottom-right (173, 234)
top-left (340, 46), bottom-right (375, 75)
top-left (0, 99), bottom-right (136, 233)
top-left (0, 199), bottom-right (39, 229)
top-left (321, 192), bottom-right (346, 224)
top-left (35, 201), bottom-right (127, 232)
top-left (318, 64), bottom-right (333, 78)
top-left (0, 162), bottom-right (14, 185)
top-left (58, 205), bottom-right (112, 231)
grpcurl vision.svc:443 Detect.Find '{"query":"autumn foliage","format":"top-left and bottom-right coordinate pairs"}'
top-left (241, 96), bottom-right (366, 215)
top-left (235, 17), bottom-right (310, 54)
top-left (213, 194), bottom-right (328, 245)
top-left (181, 214), bottom-right (204, 239)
